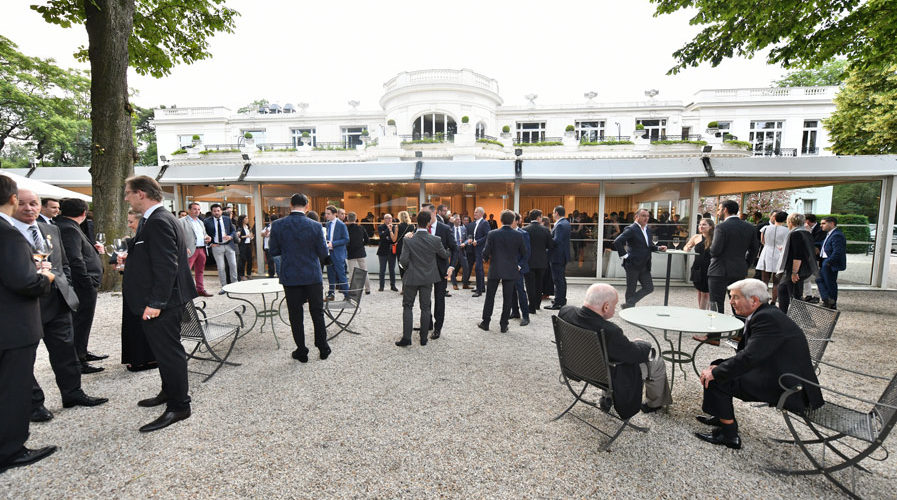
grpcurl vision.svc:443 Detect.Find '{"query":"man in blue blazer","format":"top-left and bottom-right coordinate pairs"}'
top-left (468, 207), bottom-right (491, 296)
top-left (614, 208), bottom-right (667, 308)
top-left (270, 194), bottom-right (332, 362)
top-left (203, 203), bottom-right (237, 293)
top-left (816, 216), bottom-right (846, 310)
top-left (324, 205), bottom-right (349, 300)
top-left (545, 205), bottom-right (572, 310)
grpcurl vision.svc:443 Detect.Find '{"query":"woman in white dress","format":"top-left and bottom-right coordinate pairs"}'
top-left (756, 210), bottom-right (789, 303)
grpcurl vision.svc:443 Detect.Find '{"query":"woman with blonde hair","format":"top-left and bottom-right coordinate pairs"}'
top-left (684, 217), bottom-right (714, 309)
top-left (395, 211), bottom-right (415, 281)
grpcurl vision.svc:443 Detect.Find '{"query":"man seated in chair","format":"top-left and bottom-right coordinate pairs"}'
top-left (559, 283), bottom-right (672, 419)
top-left (695, 278), bottom-right (824, 450)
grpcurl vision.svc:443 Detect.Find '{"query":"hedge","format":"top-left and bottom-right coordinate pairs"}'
top-left (815, 213), bottom-right (870, 253)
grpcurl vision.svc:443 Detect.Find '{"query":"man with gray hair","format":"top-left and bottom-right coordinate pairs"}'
top-left (695, 278), bottom-right (823, 450)
top-left (558, 283), bottom-right (672, 419)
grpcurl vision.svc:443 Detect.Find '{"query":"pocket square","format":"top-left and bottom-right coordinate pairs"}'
top-left (134, 241), bottom-right (145, 246)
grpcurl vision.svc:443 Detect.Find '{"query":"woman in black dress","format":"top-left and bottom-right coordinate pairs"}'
top-left (235, 214), bottom-right (253, 280)
top-left (119, 210), bottom-right (157, 371)
top-left (684, 217), bottom-right (714, 310)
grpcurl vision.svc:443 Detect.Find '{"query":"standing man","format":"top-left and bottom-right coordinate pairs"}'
top-left (509, 213), bottom-right (531, 326)
top-left (816, 216), bottom-right (846, 310)
top-left (449, 215), bottom-right (469, 291)
top-left (180, 202), bottom-right (213, 297)
top-left (706, 200), bottom-right (758, 317)
top-left (269, 194), bottom-right (331, 362)
top-left (0, 175), bottom-right (58, 473)
top-left (421, 203), bottom-right (456, 339)
top-left (345, 212), bottom-right (371, 295)
top-left (613, 208), bottom-right (667, 309)
top-left (478, 210), bottom-right (526, 333)
top-left (39, 198), bottom-right (59, 225)
top-left (523, 209), bottom-right (553, 314)
top-left (56, 198), bottom-right (108, 369)
top-left (468, 207), bottom-right (490, 297)
top-left (122, 175), bottom-right (197, 433)
top-left (396, 210), bottom-right (450, 347)
top-left (435, 204), bottom-right (449, 224)
top-left (803, 214), bottom-right (825, 304)
top-left (545, 205), bottom-right (571, 310)
top-left (203, 203), bottom-right (238, 294)
top-left (324, 205), bottom-right (349, 300)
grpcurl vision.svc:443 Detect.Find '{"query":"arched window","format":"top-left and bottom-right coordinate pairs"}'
top-left (476, 122), bottom-right (486, 139)
top-left (411, 113), bottom-right (457, 140)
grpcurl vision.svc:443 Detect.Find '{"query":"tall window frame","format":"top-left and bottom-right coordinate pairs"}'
top-left (291, 127), bottom-right (317, 147)
top-left (802, 120), bottom-right (820, 155)
top-left (341, 126), bottom-right (364, 148)
top-left (411, 113), bottom-right (457, 140)
top-left (636, 118), bottom-right (667, 140)
top-left (575, 120), bottom-right (605, 142)
top-left (516, 121), bottom-right (545, 143)
top-left (749, 120), bottom-right (784, 156)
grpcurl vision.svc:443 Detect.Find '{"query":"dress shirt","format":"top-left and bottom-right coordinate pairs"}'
top-left (213, 217), bottom-right (224, 243)
top-left (821, 230), bottom-right (831, 258)
top-left (11, 218), bottom-right (41, 246)
top-left (143, 202), bottom-right (164, 220)
top-left (187, 216), bottom-right (205, 247)
top-left (429, 221), bottom-right (437, 235)
top-left (454, 225), bottom-right (463, 245)
top-left (0, 212), bottom-right (15, 227)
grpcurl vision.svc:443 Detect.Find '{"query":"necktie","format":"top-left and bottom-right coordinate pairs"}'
top-left (329, 222), bottom-right (334, 242)
top-left (30, 225), bottom-right (44, 252)
top-left (217, 218), bottom-right (224, 243)
top-left (137, 217), bottom-right (146, 234)
top-left (455, 226), bottom-right (461, 243)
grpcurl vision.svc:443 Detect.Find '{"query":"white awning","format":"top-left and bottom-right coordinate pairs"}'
top-left (244, 161), bottom-right (415, 182)
top-left (162, 164), bottom-right (245, 183)
top-left (0, 171), bottom-right (92, 202)
top-left (24, 166), bottom-right (163, 186)
top-left (419, 160), bottom-right (516, 181)
top-left (709, 155), bottom-right (897, 178)
top-left (522, 158), bottom-right (707, 181)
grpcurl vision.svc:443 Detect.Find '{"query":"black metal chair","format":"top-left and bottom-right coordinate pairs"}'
top-left (785, 299), bottom-right (840, 372)
top-left (324, 267), bottom-right (366, 340)
top-left (551, 316), bottom-right (648, 452)
top-left (180, 300), bottom-right (244, 382)
top-left (771, 369), bottom-right (897, 499)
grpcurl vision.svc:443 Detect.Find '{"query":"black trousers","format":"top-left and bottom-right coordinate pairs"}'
top-left (32, 300), bottom-right (82, 408)
top-left (623, 262), bottom-right (654, 306)
top-left (464, 247), bottom-right (475, 286)
top-left (777, 278), bottom-right (804, 314)
top-left (474, 248), bottom-right (485, 292)
top-left (72, 284), bottom-right (98, 360)
top-left (543, 262), bottom-right (555, 295)
top-left (702, 378), bottom-right (761, 420)
top-left (0, 342), bottom-right (38, 464)
top-left (525, 268), bottom-right (545, 312)
top-left (432, 278), bottom-right (448, 333)
top-left (265, 250), bottom-right (276, 277)
top-left (510, 273), bottom-right (529, 318)
top-left (142, 304), bottom-right (190, 412)
top-left (283, 283), bottom-right (328, 354)
top-left (450, 250), bottom-right (469, 287)
top-left (551, 262), bottom-right (567, 306)
top-left (238, 243), bottom-right (253, 278)
top-left (482, 276), bottom-right (516, 328)
top-left (378, 254), bottom-right (396, 289)
top-left (708, 275), bottom-right (740, 315)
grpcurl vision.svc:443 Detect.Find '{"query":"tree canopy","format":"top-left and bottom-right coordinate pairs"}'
top-left (826, 64), bottom-right (897, 155)
top-left (773, 60), bottom-right (848, 88)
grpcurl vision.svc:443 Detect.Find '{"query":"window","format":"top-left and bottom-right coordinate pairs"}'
top-left (476, 122), bottom-right (486, 139)
top-left (291, 128), bottom-right (316, 147)
top-left (576, 120), bottom-right (605, 142)
top-left (802, 199), bottom-right (816, 213)
top-left (716, 121), bottom-right (732, 130)
top-left (636, 119), bottom-right (667, 140)
top-left (802, 120), bottom-right (819, 155)
top-left (516, 122), bottom-right (545, 143)
top-left (749, 121), bottom-right (783, 156)
top-left (241, 129), bottom-right (266, 144)
top-left (341, 127), bottom-right (364, 148)
top-left (411, 113), bottom-right (457, 140)
top-left (178, 134), bottom-right (202, 147)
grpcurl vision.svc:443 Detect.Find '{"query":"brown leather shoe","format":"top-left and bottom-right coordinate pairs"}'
top-left (197, 290), bottom-right (213, 297)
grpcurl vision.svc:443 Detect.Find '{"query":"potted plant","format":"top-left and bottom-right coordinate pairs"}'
top-left (564, 124), bottom-right (576, 136)
top-left (361, 129), bottom-right (369, 137)
top-left (706, 121), bottom-right (720, 136)
top-left (386, 119), bottom-right (397, 135)
top-left (299, 131), bottom-right (311, 147)
top-left (243, 132), bottom-right (253, 139)
top-left (461, 116), bottom-right (469, 124)
top-left (191, 134), bottom-right (201, 146)
top-left (633, 123), bottom-right (646, 138)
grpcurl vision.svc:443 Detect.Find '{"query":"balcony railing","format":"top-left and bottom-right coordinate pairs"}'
top-left (648, 134), bottom-right (705, 142)
top-left (203, 144), bottom-right (243, 151)
top-left (754, 147), bottom-right (798, 157)
top-left (257, 143), bottom-right (297, 151)
top-left (400, 133), bottom-right (455, 144)
top-left (801, 146), bottom-right (820, 156)
top-left (313, 142), bottom-right (354, 151)
top-left (514, 136), bottom-right (563, 145)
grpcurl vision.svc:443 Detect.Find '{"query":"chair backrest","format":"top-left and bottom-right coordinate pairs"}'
top-left (786, 300), bottom-right (839, 368)
top-left (873, 372), bottom-right (897, 438)
top-left (180, 301), bottom-right (205, 341)
top-left (346, 267), bottom-right (366, 303)
top-left (552, 315), bottom-right (613, 393)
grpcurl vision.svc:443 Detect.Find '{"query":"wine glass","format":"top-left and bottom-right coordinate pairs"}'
top-left (96, 232), bottom-right (106, 246)
top-left (104, 244), bottom-right (116, 257)
top-left (651, 234), bottom-right (659, 246)
top-left (706, 302), bottom-right (719, 329)
top-left (113, 238), bottom-right (128, 270)
top-left (672, 236), bottom-right (680, 249)
top-left (32, 234), bottom-right (53, 271)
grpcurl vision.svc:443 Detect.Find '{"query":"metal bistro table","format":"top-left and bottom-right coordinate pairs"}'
top-left (619, 306), bottom-right (743, 391)
top-left (221, 278), bottom-right (288, 349)
top-left (653, 249), bottom-right (697, 306)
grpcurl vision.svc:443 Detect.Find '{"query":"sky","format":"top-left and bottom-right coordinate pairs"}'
top-left (2, 1), bottom-right (790, 111)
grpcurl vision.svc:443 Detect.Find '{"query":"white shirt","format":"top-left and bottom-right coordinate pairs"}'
top-left (821, 230), bottom-right (832, 258)
top-left (11, 217), bottom-right (39, 244)
top-left (0, 212), bottom-right (16, 227)
top-left (242, 224), bottom-right (252, 244)
top-left (429, 221), bottom-right (437, 235)
top-left (143, 202), bottom-right (164, 220)
top-left (186, 216), bottom-right (206, 247)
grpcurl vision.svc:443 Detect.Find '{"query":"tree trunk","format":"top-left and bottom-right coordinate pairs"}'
top-left (84, 0), bottom-right (135, 291)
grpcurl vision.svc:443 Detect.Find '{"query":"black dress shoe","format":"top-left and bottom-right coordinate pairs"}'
top-left (139, 410), bottom-right (191, 433)
top-left (544, 304), bottom-right (562, 310)
top-left (420, 338), bottom-right (427, 346)
top-left (62, 393), bottom-right (109, 408)
top-left (126, 362), bottom-right (158, 372)
top-left (519, 318), bottom-right (530, 327)
top-left (0, 446), bottom-right (58, 473)
top-left (528, 308), bottom-right (537, 314)
top-left (291, 349), bottom-right (309, 363)
top-left (378, 287), bottom-right (384, 292)
top-left (641, 403), bottom-right (663, 414)
top-left (477, 321), bottom-right (489, 331)
top-left (137, 392), bottom-right (168, 408)
top-left (390, 287), bottom-right (400, 292)
top-left (84, 351), bottom-right (109, 361)
top-left (500, 325), bottom-right (509, 333)
top-left (319, 347), bottom-right (331, 360)
top-left (508, 313), bottom-right (521, 319)
top-left (472, 292), bottom-right (482, 297)
top-left (599, 396), bottom-right (612, 412)
top-left (695, 415), bottom-right (723, 426)
top-left (395, 339), bottom-right (412, 347)
top-left (430, 331), bottom-right (441, 339)
top-left (695, 428), bottom-right (742, 449)
top-left (80, 363), bottom-right (104, 374)
top-left (444, 291), bottom-right (451, 297)
top-left (30, 405), bottom-right (53, 423)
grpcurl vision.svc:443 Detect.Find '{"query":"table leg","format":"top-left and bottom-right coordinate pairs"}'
top-left (259, 293), bottom-right (281, 349)
top-left (663, 253), bottom-right (673, 306)
top-left (227, 294), bottom-right (259, 336)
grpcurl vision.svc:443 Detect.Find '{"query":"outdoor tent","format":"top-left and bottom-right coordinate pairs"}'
top-left (0, 170), bottom-right (92, 202)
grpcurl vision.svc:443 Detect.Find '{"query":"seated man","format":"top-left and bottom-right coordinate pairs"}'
top-left (696, 278), bottom-right (824, 450)
top-left (559, 283), bottom-right (672, 419)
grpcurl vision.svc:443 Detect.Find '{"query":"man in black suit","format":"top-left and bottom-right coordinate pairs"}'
top-left (559, 283), bottom-right (671, 418)
top-left (478, 210), bottom-right (526, 333)
top-left (56, 197), bottom-right (108, 370)
top-left (803, 214), bottom-right (825, 303)
top-left (508, 213), bottom-right (531, 326)
top-left (468, 207), bottom-right (490, 296)
top-left (695, 279), bottom-right (824, 449)
top-left (421, 203), bottom-right (457, 339)
top-left (123, 175), bottom-right (197, 432)
top-left (0, 175), bottom-right (58, 473)
top-left (613, 208), bottom-right (667, 308)
top-left (523, 209), bottom-right (553, 314)
top-left (435, 204), bottom-right (449, 225)
top-left (545, 205), bottom-right (571, 310)
top-left (12, 190), bottom-right (108, 423)
top-left (39, 197), bottom-right (59, 225)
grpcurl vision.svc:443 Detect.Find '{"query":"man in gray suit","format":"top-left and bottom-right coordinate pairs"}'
top-left (396, 210), bottom-right (451, 347)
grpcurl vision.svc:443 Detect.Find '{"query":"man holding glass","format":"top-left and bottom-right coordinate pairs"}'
top-left (613, 208), bottom-right (666, 308)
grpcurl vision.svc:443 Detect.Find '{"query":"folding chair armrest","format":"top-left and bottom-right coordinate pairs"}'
top-left (776, 373), bottom-right (897, 411)
top-left (814, 359), bottom-right (891, 380)
top-left (200, 305), bottom-right (247, 327)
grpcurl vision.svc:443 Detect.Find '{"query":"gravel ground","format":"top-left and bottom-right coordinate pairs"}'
top-left (3, 280), bottom-right (896, 499)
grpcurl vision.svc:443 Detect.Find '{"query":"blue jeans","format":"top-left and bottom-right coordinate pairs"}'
top-left (511, 273), bottom-right (529, 319)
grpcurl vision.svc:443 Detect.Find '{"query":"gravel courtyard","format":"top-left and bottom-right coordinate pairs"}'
top-left (4, 282), bottom-right (896, 499)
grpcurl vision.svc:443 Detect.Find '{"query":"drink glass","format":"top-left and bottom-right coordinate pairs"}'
top-left (652, 234), bottom-right (659, 246)
top-left (114, 238), bottom-right (128, 270)
top-left (96, 232), bottom-right (106, 246)
top-left (706, 302), bottom-right (719, 329)
top-left (672, 236), bottom-right (680, 248)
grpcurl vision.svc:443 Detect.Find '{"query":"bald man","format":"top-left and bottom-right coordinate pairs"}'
top-left (558, 283), bottom-right (671, 419)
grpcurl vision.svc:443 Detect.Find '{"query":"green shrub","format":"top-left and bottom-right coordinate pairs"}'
top-left (199, 148), bottom-right (242, 154)
top-left (243, 132), bottom-right (253, 139)
top-left (401, 138), bottom-right (445, 145)
top-left (171, 148), bottom-right (187, 155)
top-left (516, 141), bottom-right (563, 147)
top-left (461, 116), bottom-right (469, 123)
top-left (580, 140), bottom-right (634, 146)
top-left (477, 138), bottom-right (504, 147)
top-left (651, 139), bottom-right (708, 146)
top-left (301, 131), bottom-right (310, 138)
top-left (191, 134), bottom-right (200, 141)
top-left (635, 123), bottom-right (645, 130)
top-left (313, 145), bottom-right (350, 151)
top-left (387, 119), bottom-right (396, 126)
top-left (815, 214), bottom-right (871, 253)
top-left (565, 125), bottom-right (575, 132)
top-left (502, 125), bottom-right (510, 133)
top-left (361, 129), bottom-right (369, 136)
top-left (724, 140), bottom-right (751, 149)
top-left (707, 121), bottom-right (719, 128)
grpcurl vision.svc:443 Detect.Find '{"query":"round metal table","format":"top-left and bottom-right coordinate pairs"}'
top-left (221, 278), bottom-right (288, 348)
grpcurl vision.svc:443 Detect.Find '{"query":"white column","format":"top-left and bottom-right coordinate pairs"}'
top-left (419, 182), bottom-right (426, 207)
top-left (687, 179), bottom-right (701, 281)
top-left (252, 183), bottom-right (265, 276)
top-left (596, 182), bottom-right (606, 279)
top-left (513, 181), bottom-right (520, 213)
top-left (872, 175), bottom-right (897, 288)
top-left (171, 184), bottom-right (182, 212)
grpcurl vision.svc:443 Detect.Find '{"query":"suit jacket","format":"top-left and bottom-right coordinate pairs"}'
top-left (613, 222), bottom-right (657, 271)
top-left (820, 228), bottom-right (847, 272)
top-left (203, 215), bottom-right (236, 247)
top-left (517, 228), bottom-right (531, 274)
top-left (483, 227), bottom-right (526, 280)
top-left (398, 230), bottom-right (449, 286)
top-left (123, 207), bottom-right (197, 314)
top-left (549, 218), bottom-right (571, 265)
top-left (346, 223), bottom-right (369, 260)
top-left (179, 215), bottom-right (208, 257)
top-left (269, 211), bottom-right (330, 286)
top-left (55, 216), bottom-right (102, 291)
top-left (376, 223), bottom-right (394, 256)
top-left (712, 304), bottom-right (824, 412)
top-left (0, 217), bottom-right (52, 349)
top-left (708, 216), bottom-right (759, 278)
top-left (325, 218), bottom-right (349, 262)
top-left (468, 218), bottom-right (490, 251)
top-left (523, 221), bottom-right (553, 270)
top-left (37, 221), bottom-right (80, 323)
top-left (432, 221), bottom-right (458, 276)
top-left (558, 305), bottom-right (652, 420)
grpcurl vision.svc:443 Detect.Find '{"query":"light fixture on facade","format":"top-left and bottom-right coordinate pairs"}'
top-left (584, 91), bottom-right (597, 102)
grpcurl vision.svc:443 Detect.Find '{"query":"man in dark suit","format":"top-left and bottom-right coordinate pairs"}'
top-left (420, 203), bottom-right (457, 339)
top-left (13, 190), bottom-right (107, 423)
top-left (613, 208), bottom-right (667, 308)
top-left (324, 205), bottom-right (350, 300)
top-left (204, 203), bottom-right (238, 293)
top-left (705, 200), bottom-right (759, 342)
top-left (56, 197), bottom-right (107, 370)
top-left (396, 210), bottom-right (450, 346)
top-left (269, 194), bottom-right (332, 362)
top-left (39, 197), bottom-right (59, 225)
top-left (696, 278), bottom-right (824, 449)
top-left (478, 210), bottom-right (526, 333)
top-left (545, 205), bottom-right (571, 310)
top-left (468, 207), bottom-right (490, 296)
top-left (449, 215), bottom-right (469, 291)
top-left (803, 214), bottom-right (825, 303)
top-left (509, 213), bottom-right (531, 326)
top-left (523, 209), bottom-right (553, 314)
top-left (0, 176), bottom-right (58, 473)
top-left (816, 216), bottom-right (847, 310)
top-left (123, 175), bottom-right (197, 433)
top-left (559, 283), bottom-right (671, 418)
top-left (435, 204), bottom-right (448, 225)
